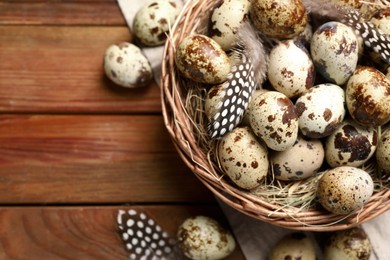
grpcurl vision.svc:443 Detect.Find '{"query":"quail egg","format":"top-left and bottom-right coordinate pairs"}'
top-left (133, 0), bottom-right (182, 46)
top-left (209, 0), bottom-right (251, 51)
top-left (250, 0), bottom-right (308, 39)
top-left (316, 166), bottom-right (374, 215)
top-left (376, 129), bottom-right (390, 175)
top-left (311, 21), bottom-right (359, 85)
top-left (325, 119), bottom-right (377, 168)
top-left (177, 215), bottom-right (236, 260)
top-left (324, 227), bottom-right (372, 260)
top-left (295, 83), bottom-right (346, 138)
top-left (218, 126), bottom-right (269, 190)
top-left (175, 34), bottom-right (231, 84)
top-left (103, 42), bottom-right (153, 88)
top-left (268, 232), bottom-right (316, 260)
top-left (249, 91), bottom-right (299, 151)
top-left (268, 39), bottom-right (315, 98)
top-left (346, 66), bottom-right (390, 127)
top-left (270, 135), bottom-right (324, 181)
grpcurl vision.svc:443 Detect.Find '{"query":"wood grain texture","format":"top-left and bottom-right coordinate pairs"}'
top-left (0, 206), bottom-right (244, 259)
top-left (0, 115), bottom-right (214, 203)
top-left (0, 25), bottom-right (162, 113)
top-left (0, 0), bottom-right (125, 25)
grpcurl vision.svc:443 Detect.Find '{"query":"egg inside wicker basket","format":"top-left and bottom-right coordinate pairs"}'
top-left (160, 0), bottom-right (390, 231)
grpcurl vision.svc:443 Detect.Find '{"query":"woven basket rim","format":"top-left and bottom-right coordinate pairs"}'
top-left (160, 0), bottom-right (390, 231)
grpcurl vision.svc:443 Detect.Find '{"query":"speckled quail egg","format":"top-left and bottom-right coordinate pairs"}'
top-left (270, 135), bottom-right (324, 181)
top-left (268, 232), bottom-right (316, 260)
top-left (325, 120), bottom-right (377, 168)
top-left (324, 227), bottom-right (372, 260)
top-left (295, 23), bottom-right (313, 47)
top-left (218, 126), bottom-right (268, 190)
top-left (295, 83), bottom-right (346, 138)
top-left (133, 0), bottom-right (182, 46)
top-left (177, 215), bottom-right (236, 260)
top-left (209, 0), bottom-right (251, 51)
top-left (103, 42), bottom-right (153, 88)
top-left (376, 129), bottom-right (390, 175)
top-left (268, 39), bottom-right (315, 98)
top-left (346, 66), bottom-right (390, 127)
top-left (175, 34), bottom-right (231, 84)
top-left (205, 84), bottom-right (225, 122)
top-left (311, 22), bottom-right (358, 85)
top-left (249, 91), bottom-right (299, 151)
top-left (241, 89), bottom-right (269, 126)
top-left (250, 0), bottom-right (308, 39)
top-left (316, 166), bottom-right (374, 215)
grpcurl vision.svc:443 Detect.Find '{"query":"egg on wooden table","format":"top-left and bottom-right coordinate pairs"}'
top-left (248, 91), bottom-right (299, 151)
top-left (346, 66), bottom-right (390, 127)
top-left (325, 120), bottom-right (377, 168)
top-left (295, 83), bottom-right (346, 139)
top-left (175, 34), bottom-right (231, 84)
top-left (218, 126), bottom-right (269, 190)
top-left (376, 129), bottom-right (390, 175)
top-left (103, 42), bottom-right (153, 88)
top-left (268, 39), bottom-right (316, 98)
top-left (209, 0), bottom-right (251, 51)
top-left (177, 216), bottom-right (236, 260)
top-left (270, 135), bottom-right (324, 181)
top-left (316, 166), bottom-right (374, 215)
top-left (133, 0), bottom-right (183, 46)
top-left (323, 227), bottom-right (372, 260)
top-left (311, 21), bottom-right (359, 85)
top-left (268, 232), bottom-right (316, 260)
top-left (250, 0), bottom-right (308, 39)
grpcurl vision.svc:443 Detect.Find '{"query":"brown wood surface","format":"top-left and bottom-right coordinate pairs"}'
top-left (0, 206), bottom-right (243, 260)
top-left (0, 0), bottom-right (246, 258)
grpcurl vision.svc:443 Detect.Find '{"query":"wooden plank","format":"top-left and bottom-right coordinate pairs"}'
top-left (0, 205), bottom-right (245, 259)
top-left (0, 0), bottom-right (126, 26)
top-left (0, 115), bottom-right (214, 203)
top-left (0, 25), bottom-right (162, 113)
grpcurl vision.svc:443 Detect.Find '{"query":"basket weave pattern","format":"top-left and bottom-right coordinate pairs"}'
top-left (160, 0), bottom-right (390, 231)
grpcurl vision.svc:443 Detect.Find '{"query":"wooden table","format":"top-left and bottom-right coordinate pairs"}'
top-left (0, 1), bottom-right (244, 259)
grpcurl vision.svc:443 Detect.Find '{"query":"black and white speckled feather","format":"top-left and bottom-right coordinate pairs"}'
top-left (207, 22), bottom-right (268, 139)
top-left (342, 9), bottom-right (390, 64)
top-left (117, 209), bottom-right (183, 260)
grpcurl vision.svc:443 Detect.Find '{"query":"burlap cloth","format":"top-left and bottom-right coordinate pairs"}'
top-left (116, 1), bottom-right (389, 258)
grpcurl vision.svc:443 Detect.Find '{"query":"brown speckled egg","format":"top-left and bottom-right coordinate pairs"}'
top-left (271, 135), bottom-right (324, 181)
top-left (248, 91), bottom-right (299, 151)
top-left (325, 120), bottom-right (377, 168)
top-left (268, 39), bottom-right (315, 98)
top-left (324, 227), bottom-right (372, 260)
top-left (103, 42), bottom-right (153, 88)
top-left (311, 22), bottom-right (358, 85)
top-left (205, 84), bottom-right (225, 122)
top-left (218, 126), bottom-right (268, 190)
top-left (177, 216), bottom-right (236, 260)
top-left (295, 83), bottom-right (346, 139)
top-left (133, 0), bottom-right (182, 46)
top-left (175, 34), bottom-right (231, 84)
top-left (250, 0), bottom-right (308, 39)
top-left (346, 66), bottom-right (390, 127)
top-left (376, 129), bottom-right (390, 175)
top-left (269, 232), bottom-right (316, 260)
top-left (210, 0), bottom-right (251, 51)
top-left (316, 166), bottom-right (374, 215)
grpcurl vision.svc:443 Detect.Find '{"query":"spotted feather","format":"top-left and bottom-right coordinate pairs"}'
top-left (343, 9), bottom-right (390, 64)
top-left (207, 51), bottom-right (256, 139)
top-left (117, 209), bottom-right (180, 260)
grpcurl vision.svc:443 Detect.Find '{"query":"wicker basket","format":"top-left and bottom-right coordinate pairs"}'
top-left (160, 0), bottom-right (390, 231)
